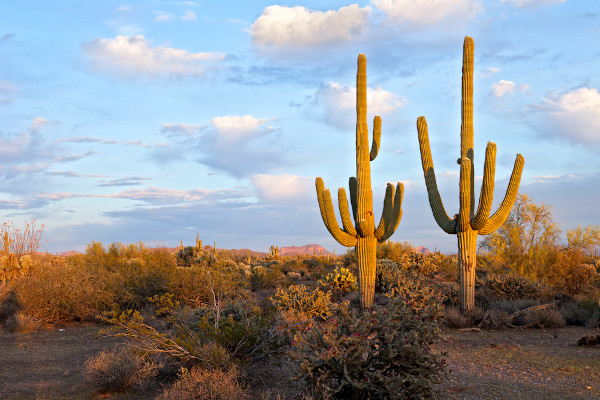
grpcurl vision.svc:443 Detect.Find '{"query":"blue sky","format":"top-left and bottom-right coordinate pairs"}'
top-left (1, 0), bottom-right (598, 254)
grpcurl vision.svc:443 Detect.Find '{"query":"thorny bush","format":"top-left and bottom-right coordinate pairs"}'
top-left (290, 295), bottom-right (447, 400)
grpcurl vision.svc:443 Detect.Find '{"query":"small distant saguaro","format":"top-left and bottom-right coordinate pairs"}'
top-left (416, 36), bottom-right (524, 312)
top-left (316, 54), bottom-right (404, 309)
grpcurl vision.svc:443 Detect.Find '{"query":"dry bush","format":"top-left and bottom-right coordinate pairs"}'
top-left (524, 308), bottom-right (566, 328)
top-left (85, 347), bottom-right (158, 392)
top-left (444, 307), bottom-right (472, 329)
top-left (13, 260), bottom-right (114, 322)
top-left (157, 366), bottom-right (247, 400)
top-left (479, 309), bottom-right (512, 329)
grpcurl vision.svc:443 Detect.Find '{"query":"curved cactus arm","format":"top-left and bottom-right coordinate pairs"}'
top-left (458, 158), bottom-right (472, 232)
top-left (377, 182), bottom-right (403, 242)
top-left (338, 187), bottom-right (358, 237)
top-left (316, 177), bottom-right (333, 236)
top-left (316, 177), bottom-right (334, 235)
top-left (321, 188), bottom-right (358, 247)
top-left (374, 183), bottom-right (395, 238)
top-left (370, 116), bottom-right (381, 161)
top-left (479, 153), bottom-right (525, 235)
top-left (417, 116), bottom-right (457, 234)
top-left (349, 176), bottom-right (358, 222)
top-left (471, 142), bottom-right (497, 230)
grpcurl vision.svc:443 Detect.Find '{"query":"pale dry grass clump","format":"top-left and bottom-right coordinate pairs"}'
top-left (84, 347), bottom-right (158, 392)
top-left (157, 366), bottom-right (247, 400)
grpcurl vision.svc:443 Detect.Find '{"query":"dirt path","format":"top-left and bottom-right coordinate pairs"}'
top-left (0, 323), bottom-right (156, 400)
top-left (434, 326), bottom-right (600, 400)
top-left (1, 324), bottom-right (599, 399)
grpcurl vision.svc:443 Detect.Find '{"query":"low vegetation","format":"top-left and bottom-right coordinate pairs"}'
top-left (0, 196), bottom-right (599, 398)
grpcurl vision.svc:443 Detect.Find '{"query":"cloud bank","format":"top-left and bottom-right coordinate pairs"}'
top-left (82, 35), bottom-right (225, 77)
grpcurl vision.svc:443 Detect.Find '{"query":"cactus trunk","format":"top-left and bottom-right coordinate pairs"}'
top-left (357, 236), bottom-right (376, 308)
top-left (457, 228), bottom-right (477, 311)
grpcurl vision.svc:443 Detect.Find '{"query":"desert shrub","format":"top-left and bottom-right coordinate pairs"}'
top-left (271, 284), bottom-right (333, 325)
top-left (551, 261), bottom-right (597, 297)
top-left (439, 254), bottom-right (459, 281)
top-left (479, 309), bottom-right (512, 329)
top-left (490, 298), bottom-right (541, 315)
top-left (560, 302), bottom-right (594, 326)
top-left (483, 273), bottom-right (547, 300)
top-left (405, 252), bottom-right (442, 278)
top-left (84, 347), bottom-right (158, 392)
top-left (290, 298), bottom-right (447, 400)
top-left (376, 240), bottom-right (413, 263)
top-left (108, 296), bottom-right (286, 368)
top-left (249, 266), bottom-right (282, 291)
top-left (444, 307), bottom-right (472, 329)
top-left (0, 289), bottom-right (21, 329)
top-left (157, 366), bottom-right (247, 400)
top-left (318, 266), bottom-right (357, 299)
top-left (174, 260), bottom-right (248, 308)
top-left (524, 307), bottom-right (565, 328)
top-left (13, 261), bottom-right (114, 322)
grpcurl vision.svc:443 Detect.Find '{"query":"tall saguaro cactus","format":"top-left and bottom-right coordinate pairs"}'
top-left (316, 54), bottom-right (404, 309)
top-left (417, 36), bottom-right (525, 311)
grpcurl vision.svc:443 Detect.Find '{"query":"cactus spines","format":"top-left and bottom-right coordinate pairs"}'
top-left (417, 36), bottom-right (525, 312)
top-left (316, 54), bottom-right (404, 309)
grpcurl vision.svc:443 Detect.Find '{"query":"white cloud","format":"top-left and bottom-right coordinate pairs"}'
top-left (372, 0), bottom-right (482, 26)
top-left (155, 11), bottom-right (175, 21)
top-left (182, 10), bottom-right (197, 21)
top-left (82, 35), bottom-right (225, 77)
top-left (251, 174), bottom-right (312, 203)
top-left (540, 87), bottom-right (600, 146)
top-left (492, 80), bottom-right (529, 98)
top-left (250, 5), bottom-right (371, 47)
top-left (211, 115), bottom-right (269, 141)
top-left (160, 123), bottom-right (202, 136)
top-left (116, 5), bottom-right (132, 12)
top-left (502, 0), bottom-right (565, 7)
top-left (316, 82), bottom-right (404, 130)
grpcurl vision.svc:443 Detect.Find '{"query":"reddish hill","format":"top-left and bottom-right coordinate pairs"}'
top-left (279, 244), bottom-right (330, 256)
top-left (413, 246), bottom-right (431, 255)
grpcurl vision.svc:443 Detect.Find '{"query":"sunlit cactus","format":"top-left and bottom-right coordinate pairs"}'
top-left (316, 54), bottom-right (404, 309)
top-left (417, 36), bottom-right (525, 311)
top-left (196, 233), bottom-right (202, 251)
top-left (269, 245), bottom-right (279, 258)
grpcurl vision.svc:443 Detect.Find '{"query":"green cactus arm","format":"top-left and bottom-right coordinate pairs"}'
top-left (458, 158), bottom-right (472, 232)
top-left (374, 183), bottom-right (395, 238)
top-left (370, 116), bottom-right (381, 161)
top-left (471, 142), bottom-right (497, 231)
top-left (318, 184), bottom-right (357, 247)
top-left (417, 116), bottom-right (457, 234)
top-left (377, 182), bottom-right (404, 242)
top-left (316, 177), bottom-right (333, 236)
top-left (479, 153), bottom-right (525, 235)
top-left (349, 176), bottom-right (358, 222)
top-left (338, 187), bottom-right (358, 236)
top-left (321, 188), bottom-right (358, 247)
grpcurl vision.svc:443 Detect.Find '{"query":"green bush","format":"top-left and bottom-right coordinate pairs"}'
top-left (271, 284), bottom-right (333, 326)
top-left (290, 298), bottom-right (447, 400)
top-left (319, 266), bottom-right (357, 299)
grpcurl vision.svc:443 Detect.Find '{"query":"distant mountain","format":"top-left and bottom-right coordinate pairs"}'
top-left (280, 244), bottom-right (330, 256)
top-left (413, 246), bottom-right (431, 255)
top-left (59, 250), bottom-right (80, 256)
